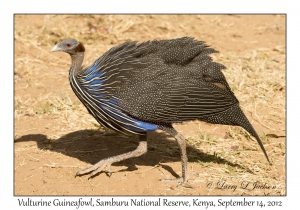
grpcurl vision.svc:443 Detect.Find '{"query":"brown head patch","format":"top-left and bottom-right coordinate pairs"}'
top-left (76, 42), bottom-right (85, 53)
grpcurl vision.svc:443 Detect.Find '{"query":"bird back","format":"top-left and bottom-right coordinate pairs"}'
top-left (76, 37), bottom-right (239, 131)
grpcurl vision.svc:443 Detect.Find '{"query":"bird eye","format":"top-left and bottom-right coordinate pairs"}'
top-left (66, 43), bottom-right (71, 48)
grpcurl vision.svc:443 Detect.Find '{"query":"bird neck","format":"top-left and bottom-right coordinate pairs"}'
top-left (70, 52), bottom-right (84, 74)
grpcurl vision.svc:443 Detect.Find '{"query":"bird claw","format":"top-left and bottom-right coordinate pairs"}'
top-left (159, 170), bottom-right (199, 184)
top-left (160, 177), bottom-right (193, 188)
top-left (160, 177), bottom-right (184, 183)
top-left (76, 159), bottom-right (113, 178)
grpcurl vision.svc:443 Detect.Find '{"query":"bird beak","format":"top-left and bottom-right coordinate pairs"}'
top-left (51, 44), bottom-right (61, 52)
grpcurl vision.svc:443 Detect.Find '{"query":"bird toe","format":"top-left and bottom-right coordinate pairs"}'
top-left (75, 160), bottom-right (113, 178)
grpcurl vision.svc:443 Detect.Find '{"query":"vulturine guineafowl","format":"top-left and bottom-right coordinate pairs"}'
top-left (51, 37), bottom-right (270, 184)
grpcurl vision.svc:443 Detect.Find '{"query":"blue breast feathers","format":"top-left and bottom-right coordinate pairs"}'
top-left (81, 66), bottom-right (158, 133)
top-left (99, 97), bottom-right (159, 133)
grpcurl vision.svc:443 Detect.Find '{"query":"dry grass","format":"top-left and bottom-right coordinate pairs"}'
top-left (14, 14), bottom-right (285, 195)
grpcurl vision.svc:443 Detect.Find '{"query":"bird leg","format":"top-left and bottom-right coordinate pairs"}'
top-left (159, 125), bottom-right (188, 184)
top-left (76, 134), bottom-right (147, 178)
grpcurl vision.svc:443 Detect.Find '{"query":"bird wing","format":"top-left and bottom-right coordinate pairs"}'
top-left (78, 37), bottom-right (239, 123)
top-left (118, 59), bottom-right (239, 122)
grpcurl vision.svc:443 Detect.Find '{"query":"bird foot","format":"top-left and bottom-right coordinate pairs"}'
top-left (159, 171), bottom-right (198, 184)
top-left (160, 177), bottom-right (184, 183)
top-left (76, 159), bottom-right (113, 178)
top-left (160, 177), bottom-right (193, 188)
top-left (75, 140), bottom-right (148, 179)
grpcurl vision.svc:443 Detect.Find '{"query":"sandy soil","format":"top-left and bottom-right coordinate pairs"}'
top-left (14, 15), bottom-right (286, 195)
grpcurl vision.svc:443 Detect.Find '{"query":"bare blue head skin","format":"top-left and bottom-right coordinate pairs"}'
top-left (51, 38), bottom-right (85, 55)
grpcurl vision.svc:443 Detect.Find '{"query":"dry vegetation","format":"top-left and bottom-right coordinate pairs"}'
top-left (14, 15), bottom-right (285, 195)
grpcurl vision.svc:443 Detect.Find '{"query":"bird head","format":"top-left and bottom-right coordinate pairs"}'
top-left (51, 38), bottom-right (85, 55)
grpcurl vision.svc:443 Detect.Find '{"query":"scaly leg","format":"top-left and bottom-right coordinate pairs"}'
top-left (159, 124), bottom-right (188, 184)
top-left (76, 134), bottom-right (147, 178)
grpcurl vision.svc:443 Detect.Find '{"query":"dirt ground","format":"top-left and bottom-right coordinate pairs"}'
top-left (14, 15), bottom-right (286, 196)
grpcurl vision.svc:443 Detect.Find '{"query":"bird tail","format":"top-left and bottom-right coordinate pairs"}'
top-left (239, 114), bottom-right (271, 164)
top-left (204, 104), bottom-right (270, 163)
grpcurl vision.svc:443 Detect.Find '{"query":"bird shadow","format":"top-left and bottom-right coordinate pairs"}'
top-left (14, 129), bottom-right (253, 178)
